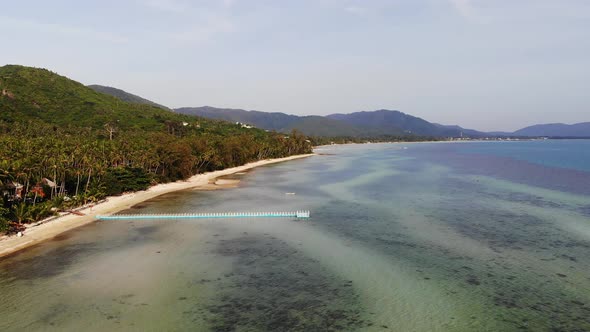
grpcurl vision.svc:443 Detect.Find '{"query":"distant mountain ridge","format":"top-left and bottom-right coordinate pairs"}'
top-left (326, 110), bottom-right (485, 137)
top-left (175, 106), bottom-right (361, 137)
top-left (175, 106), bottom-right (484, 138)
top-left (86, 84), bottom-right (589, 138)
top-left (513, 123), bottom-right (590, 137)
top-left (88, 84), bottom-right (170, 110)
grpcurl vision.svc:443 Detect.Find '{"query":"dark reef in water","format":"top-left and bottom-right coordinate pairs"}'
top-left (311, 180), bottom-right (590, 331)
top-left (0, 242), bottom-right (100, 280)
top-left (0, 222), bottom-right (163, 281)
top-left (205, 235), bottom-right (366, 331)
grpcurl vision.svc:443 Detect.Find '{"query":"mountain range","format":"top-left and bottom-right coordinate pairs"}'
top-left (175, 107), bottom-right (485, 138)
top-left (91, 85), bottom-right (590, 138)
top-left (0, 65), bottom-right (270, 137)
top-left (174, 106), bottom-right (362, 137)
top-left (512, 123), bottom-right (590, 137)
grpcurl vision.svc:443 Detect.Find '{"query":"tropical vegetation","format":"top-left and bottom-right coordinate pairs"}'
top-left (0, 65), bottom-right (311, 233)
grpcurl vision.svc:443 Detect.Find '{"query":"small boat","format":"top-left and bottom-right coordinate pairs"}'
top-left (285, 192), bottom-right (296, 195)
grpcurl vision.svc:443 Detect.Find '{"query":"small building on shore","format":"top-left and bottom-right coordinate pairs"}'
top-left (1, 181), bottom-right (24, 201)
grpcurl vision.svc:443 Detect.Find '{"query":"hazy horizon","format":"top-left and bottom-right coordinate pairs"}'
top-left (1, 0), bottom-right (589, 132)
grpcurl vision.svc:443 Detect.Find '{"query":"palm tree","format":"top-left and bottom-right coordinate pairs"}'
top-left (12, 203), bottom-right (32, 224)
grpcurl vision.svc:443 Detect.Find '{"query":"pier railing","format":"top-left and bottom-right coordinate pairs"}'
top-left (96, 211), bottom-right (310, 220)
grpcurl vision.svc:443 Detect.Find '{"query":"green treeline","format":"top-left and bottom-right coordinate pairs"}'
top-left (0, 65), bottom-right (311, 232)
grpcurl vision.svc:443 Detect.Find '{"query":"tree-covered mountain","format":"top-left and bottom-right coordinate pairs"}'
top-left (0, 65), bottom-right (311, 231)
top-left (175, 106), bottom-right (360, 137)
top-left (87, 83), bottom-right (590, 139)
top-left (176, 106), bottom-right (484, 138)
top-left (512, 123), bottom-right (590, 137)
top-left (283, 116), bottom-right (361, 137)
top-left (175, 106), bottom-right (298, 129)
top-left (178, 106), bottom-right (590, 138)
top-left (1, 66), bottom-right (180, 131)
top-left (88, 84), bottom-right (170, 110)
top-left (327, 110), bottom-right (485, 137)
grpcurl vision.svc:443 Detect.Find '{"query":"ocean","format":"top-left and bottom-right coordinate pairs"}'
top-left (1, 140), bottom-right (589, 331)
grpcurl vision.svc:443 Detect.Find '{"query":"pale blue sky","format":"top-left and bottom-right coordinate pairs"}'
top-left (1, 0), bottom-right (589, 131)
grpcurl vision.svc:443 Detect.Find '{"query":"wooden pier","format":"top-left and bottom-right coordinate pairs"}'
top-left (96, 211), bottom-right (311, 220)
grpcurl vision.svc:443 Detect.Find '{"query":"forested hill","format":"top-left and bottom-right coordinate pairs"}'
top-left (0, 66), bottom-right (179, 130)
top-left (0, 65), bottom-right (311, 231)
top-left (326, 110), bottom-right (483, 137)
top-left (512, 123), bottom-right (590, 137)
top-left (175, 106), bottom-right (360, 137)
top-left (175, 106), bottom-right (484, 138)
top-left (176, 106), bottom-right (589, 138)
top-left (88, 84), bottom-right (170, 110)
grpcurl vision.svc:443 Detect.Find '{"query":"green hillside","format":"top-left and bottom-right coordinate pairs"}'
top-left (175, 106), bottom-right (485, 138)
top-left (283, 116), bottom-right (360, 137)
top-left (175, 106), bottom-right (299, 131)
top-left (0, 65), bottom-right (175, 130)
top-left (0, 65), bottom-right (311, 231)
top-left (175, 106), bottom-right (360, 136)
top-left (88, 84), bottom-right (170, 110)
top-left (326, 110), bottom-right (485, 137)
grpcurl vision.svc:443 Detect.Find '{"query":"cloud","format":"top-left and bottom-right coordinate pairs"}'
top-left (448, 0), bottom-right (482, 22)
top-left (135, 0), bottom-right (237, 44)
top-left (140, 0), bottom-right (236, 13)
top-left (140, 0), bottom-right (188, 13)
top-left (0, 16), bottom-right (128, 44)
top-left (344, 6), bottom-right (369, 16)
top-left (222, 0), bottom-right (236, 8)
top-left (448, 0), bottom-right (473, 17)
top-left (170, 15), bottom-right (234, 44)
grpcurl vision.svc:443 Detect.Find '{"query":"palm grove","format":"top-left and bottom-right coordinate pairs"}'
top-left (0, 65), bottom-right (312, 232)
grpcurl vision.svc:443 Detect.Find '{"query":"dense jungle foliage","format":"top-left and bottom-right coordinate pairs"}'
top-left (0, 65), bottom-right (311, 232)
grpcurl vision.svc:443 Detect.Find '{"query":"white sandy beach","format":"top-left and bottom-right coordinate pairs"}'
top-left (0, 154), bottom-right (314, 258)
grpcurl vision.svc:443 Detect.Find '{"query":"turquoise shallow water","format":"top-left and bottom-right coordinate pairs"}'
top-left (461, 140), bottom-right (590, 172)
top-left (1, 140), bottom-right (590, 331)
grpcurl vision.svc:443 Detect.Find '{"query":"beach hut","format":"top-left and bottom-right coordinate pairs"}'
top-left (41, 178), bottom-right (58, 189)
top-left (40, 178), bottom-right (61, 198)
top-left (2, 181), bottom-right (24, 201)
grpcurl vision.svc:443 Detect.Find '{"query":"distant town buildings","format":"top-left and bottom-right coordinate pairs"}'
top-left (236, 122), bottom-right (254, 129)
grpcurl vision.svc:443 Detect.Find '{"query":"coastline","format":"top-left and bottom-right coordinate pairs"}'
top-left (0, 153), bottom-right (315, 259)
top-left (313, 138), bottom-right (553, 149)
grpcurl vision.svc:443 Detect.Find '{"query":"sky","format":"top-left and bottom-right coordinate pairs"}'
top-left (1, 0), bottom-right (589, 131)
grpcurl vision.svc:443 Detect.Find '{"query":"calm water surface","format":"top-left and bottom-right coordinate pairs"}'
top-left (1, 140), bottom-right (590, 331)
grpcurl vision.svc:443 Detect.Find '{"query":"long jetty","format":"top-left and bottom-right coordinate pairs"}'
top-left (96, 211), bottom-right (310, 220)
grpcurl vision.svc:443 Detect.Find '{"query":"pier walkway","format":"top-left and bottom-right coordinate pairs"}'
top-left (96, 211), bottom-right (310, 220)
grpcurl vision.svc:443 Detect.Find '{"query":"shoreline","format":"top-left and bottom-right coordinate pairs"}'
top-left (313, 138), bottom-right (557, 149)
top-left (0, 153), bottom-right (315, 259)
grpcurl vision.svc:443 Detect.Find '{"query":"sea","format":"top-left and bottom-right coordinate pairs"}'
top-left (1, 140), bottom-right (590, 331)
